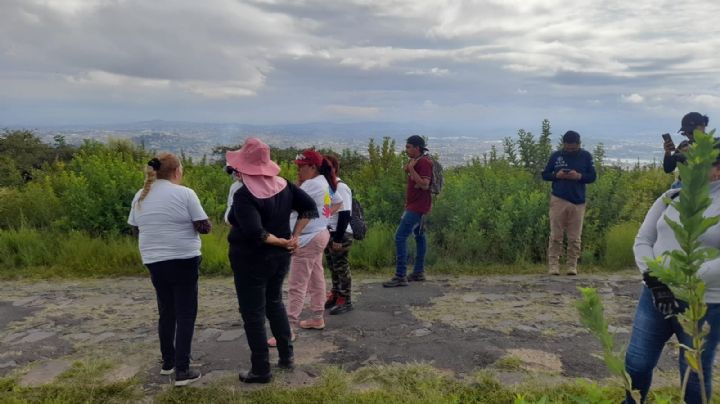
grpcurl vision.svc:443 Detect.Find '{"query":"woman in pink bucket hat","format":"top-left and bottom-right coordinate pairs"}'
top-left (225, 137), bottom-right (318, 384)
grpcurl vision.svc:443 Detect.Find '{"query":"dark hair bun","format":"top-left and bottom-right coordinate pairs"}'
top-left (148, 158), bottom-right (161, 171)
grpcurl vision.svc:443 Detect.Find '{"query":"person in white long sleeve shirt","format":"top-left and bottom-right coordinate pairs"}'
top-left (624, 158), bottom-right (720, 404)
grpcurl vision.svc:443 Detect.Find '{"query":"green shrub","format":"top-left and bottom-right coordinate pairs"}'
top-left (0, 227), bottom-right (54, 270)
top-left (350, 222), bottom-right (397, 270)
top-left (199, 225), bottom-right (231, 276)
top-left (603, 222), bottom-right (640, 270)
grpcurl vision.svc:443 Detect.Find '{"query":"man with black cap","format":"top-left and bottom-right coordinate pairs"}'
top-left (541, 130), bottom-right (597, 276)
top-left (383, 135), bottom-right (433, 287)
top-left (663, 112), bottom-right (710, 174)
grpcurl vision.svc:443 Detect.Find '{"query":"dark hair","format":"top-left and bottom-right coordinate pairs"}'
top-left (562, 130), bottom-right (581, 144)
top-left (406, 135), bottom-right (428, 151)
top-left (325, 155), bottom-right (340, 174)
top-left (319, 157), bottom-right (338, 192)
top-left (148, 158), bottom-right (161, 171)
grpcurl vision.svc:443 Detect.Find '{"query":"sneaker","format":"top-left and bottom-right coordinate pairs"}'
top-left (408, 272), bottom-right (426, 282)
top-left (383, 276), bottom-right (409, 288)
top-left (548, 267), bottom-right (560, 276)
top-left (299, 317), bottom-right (325, 330)
top-left (329, 296), bottom-right (353, 315)
top-left (160, 362), bottom-right (175, 375)
top-left (239, 370), bottom-right (272, 384)
top-left (566, 267), bottom-right (578, 276)
top-left (267, 331), bottom-right (296, 347)
top-left (174, 368), bottom-right (201, 387)
top-left (324, 291), bottom-right (338, 309)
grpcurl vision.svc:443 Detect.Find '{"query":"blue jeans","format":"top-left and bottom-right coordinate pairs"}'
top-left (624, 286), bottom-right (720, 403)
top-left (395, 210), bottom-right (426, 277)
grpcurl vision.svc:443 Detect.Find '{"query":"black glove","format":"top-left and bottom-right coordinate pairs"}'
top-left (643, 272), bottom-right (679, 316)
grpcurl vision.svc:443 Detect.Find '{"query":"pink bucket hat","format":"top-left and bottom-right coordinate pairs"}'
top-left (226, 138), bottom-right (280, 177)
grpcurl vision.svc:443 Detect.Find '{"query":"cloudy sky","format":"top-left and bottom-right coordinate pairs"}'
top-left (1, 0), bottom-right (719, 138)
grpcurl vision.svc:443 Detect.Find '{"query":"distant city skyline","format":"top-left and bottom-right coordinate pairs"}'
top-left (2, 0), bottom-right (719, 139)
top-left (24, 119), bottom-right (669, 168)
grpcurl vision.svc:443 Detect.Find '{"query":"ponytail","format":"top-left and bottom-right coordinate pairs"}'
top-left (135, 153), bottom-right (181, 209)
top-left (319, 157), bottom-right (338, 192)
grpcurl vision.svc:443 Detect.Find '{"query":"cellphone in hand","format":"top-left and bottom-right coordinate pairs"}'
top-left (662, 133), bottom-right (673, 143)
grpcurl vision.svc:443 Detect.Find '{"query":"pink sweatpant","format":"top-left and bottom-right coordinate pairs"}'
top-left (287, 229), bottom-right (330, 327)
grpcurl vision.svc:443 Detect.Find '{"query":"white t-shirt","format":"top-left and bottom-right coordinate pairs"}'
top-left (328, 179), bottom-right (353, 234)
top-left (127, 180), bottom-right (209, 264)
top-left (224, 180), bottom-right (244, 224)
top-left (290, 175), bottom-right (342, 247)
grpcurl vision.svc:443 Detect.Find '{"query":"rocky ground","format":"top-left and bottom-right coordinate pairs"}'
top-left (0, 271), bottom-right (689, 395)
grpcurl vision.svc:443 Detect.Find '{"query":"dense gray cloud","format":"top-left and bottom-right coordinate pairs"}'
top-left (1, 0), bottom-right (719, 136)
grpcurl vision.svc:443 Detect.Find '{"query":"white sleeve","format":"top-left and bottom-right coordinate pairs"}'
top-left (338, 184), bottom-right (352, 212)
top-left (634, 196), bottom-right (666, 274)
top-left (186, 189), bottom-right (209, 221)
top-left (127, 192), bottom-right (140, 226)
top-left (331, 188), bottom-right (343, 206)
top-left (225, 181), bottom-right (243, 224)
top-left (300, 178), bottom-right (323, 201)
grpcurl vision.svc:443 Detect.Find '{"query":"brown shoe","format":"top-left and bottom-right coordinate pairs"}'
top-left (299, 318), bottom-right (325, 330)
top-left (566, 267), bottom-right (578, 276)
top-left (548, 267), bottom-right (560, 276)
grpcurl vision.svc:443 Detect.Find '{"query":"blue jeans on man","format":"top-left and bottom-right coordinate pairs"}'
top-left (394, 210), bottom-right (426, 278)
top-left (624, 286), bottom-right (720, 403)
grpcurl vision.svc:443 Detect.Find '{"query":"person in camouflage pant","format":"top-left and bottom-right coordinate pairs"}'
top-left (324, 155), bottom-right (354, 315)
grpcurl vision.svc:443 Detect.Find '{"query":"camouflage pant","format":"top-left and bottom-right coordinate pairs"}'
top-left (325, 234), bottom-right (353, 298)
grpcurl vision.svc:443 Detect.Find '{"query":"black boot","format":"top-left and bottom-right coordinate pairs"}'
top-left (239, 370), bottom-right (272, 384)
top-left (329, 294), bottom-right (354, 315)
top-left (278, 355), bottom-right (295, 370)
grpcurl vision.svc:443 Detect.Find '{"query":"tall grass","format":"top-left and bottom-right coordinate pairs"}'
top-left (349, 222), bottom-right (396, 270)
top-left (0, 226), bottom-right (234, 278)
top-left (199, 225), bottom-right (232, 275)
top-left (603, 221), bottom-right (640, 270)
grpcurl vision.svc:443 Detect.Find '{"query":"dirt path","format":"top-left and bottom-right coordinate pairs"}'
top-left (0, 271), bottom-right (683, 392)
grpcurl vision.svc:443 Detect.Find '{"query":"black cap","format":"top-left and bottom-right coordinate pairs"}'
top-left (680, 112), bottom-right (709, 134)
top-left (562, 130), bottom-right (581, 144)
top-left (406, 135), bottom-right (428, 151)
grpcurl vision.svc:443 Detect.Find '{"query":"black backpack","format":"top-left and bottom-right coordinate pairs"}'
top-left (349, 197), bottom-right (367, 240)
top-left (338, 180), bottom-right (367, 240)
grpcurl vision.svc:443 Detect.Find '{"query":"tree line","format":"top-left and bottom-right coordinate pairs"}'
top-left (0, 121), bottom-right (671, 276)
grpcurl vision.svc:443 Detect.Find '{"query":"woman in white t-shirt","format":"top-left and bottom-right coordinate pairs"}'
top-left (127, 152), bottom-right (211, 387)
top-left (270, 149), bottom-right (341, 345)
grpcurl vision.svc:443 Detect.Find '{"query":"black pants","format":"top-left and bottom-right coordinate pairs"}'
top-left (230, 248), bottom-right (293, 375)
top-left (146, 256), bottom-right (200, 372)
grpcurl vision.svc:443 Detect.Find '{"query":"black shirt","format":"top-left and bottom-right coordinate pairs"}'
top-left (663, 140), bottom-right (690, 174)
top-left (228, 181), bottom-right (318, 254)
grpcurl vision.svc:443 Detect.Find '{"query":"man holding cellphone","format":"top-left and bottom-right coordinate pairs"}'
top-left (663, 112), bottom-right (709, 174)
top-left (541, 131), bottom-right (597, 275)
